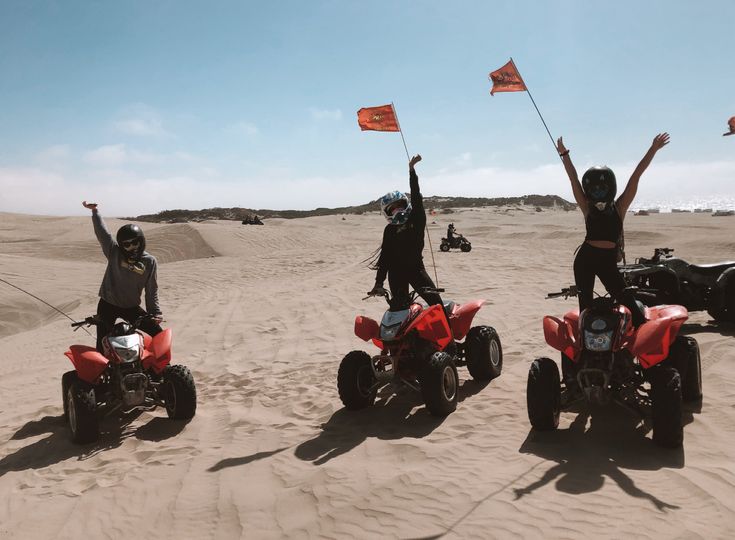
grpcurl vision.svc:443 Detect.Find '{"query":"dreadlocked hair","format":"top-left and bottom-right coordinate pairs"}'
top-left (362, 245), bottom-right (382, 271)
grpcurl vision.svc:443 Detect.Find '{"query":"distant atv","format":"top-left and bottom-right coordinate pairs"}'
top-left (619, 247), bottom-right (735, 321)
top-left (339, 287), bottom-right (501, 416)
top-left (439, 235), bottom-right (472, 252)
top-left (63, 315), bottom-right (196, 443)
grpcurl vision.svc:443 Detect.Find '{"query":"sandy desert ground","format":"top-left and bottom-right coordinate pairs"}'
top-left (1, 207), bottom-right (734, 539)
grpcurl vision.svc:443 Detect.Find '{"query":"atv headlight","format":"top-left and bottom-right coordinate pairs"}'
top-left (584, 330), bottom-right (613, 352)
top-left (113, 343), bottom-right (141, 362)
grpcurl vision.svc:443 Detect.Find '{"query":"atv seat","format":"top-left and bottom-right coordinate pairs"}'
top-left (688, 262), bottom-right (735, 276)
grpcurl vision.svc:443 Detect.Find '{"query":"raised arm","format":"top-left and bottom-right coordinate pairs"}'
top-left (83, 200), bottom-right (114, 258)
top-left (616, 133), bottom-right (670, 216)
top-left (556, 138), bottom-right (588, 216)
top-left (408, 154), bottom-right (423, 210)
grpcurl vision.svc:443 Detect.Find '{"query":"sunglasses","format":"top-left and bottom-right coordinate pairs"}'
top-left (121, 239), bottom-right (141, 249)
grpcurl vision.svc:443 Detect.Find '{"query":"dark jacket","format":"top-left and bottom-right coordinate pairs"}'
top-left (375, 169), bottom-right (426, 285)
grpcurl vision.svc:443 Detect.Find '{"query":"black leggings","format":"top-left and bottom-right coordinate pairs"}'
top-left (96, 298), bottom-right (162, 351)
top-left (388, 268), bottom-right (444, 309)
top-left (573, 243), bottom-right (646, 326)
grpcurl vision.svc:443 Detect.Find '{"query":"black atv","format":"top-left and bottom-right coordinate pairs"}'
top-left (439, 234), bottom-right (471, 253)
top-left (619, 247), bottom-right (735, 321)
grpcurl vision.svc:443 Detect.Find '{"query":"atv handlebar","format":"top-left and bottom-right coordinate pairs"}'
top-left (363, 287), bottom-right (445, 303)
top-left (70, 313), bottom-right (162, 331)
top-left (546, 286), bottom-right (579, 299)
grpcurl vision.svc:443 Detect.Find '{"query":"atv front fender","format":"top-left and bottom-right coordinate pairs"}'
top-left (450, 299), bottom-right (485, 340)
top-left (142, 328), bottom-right (173, 374)
top-left (355, 316), bottom-right (379, 342)
top-left (630, 305), bottom-right (688, 368)
top-left (65, 346), bottom-right (108, 384)
top-left (543, 316), bottom-right (577, 360)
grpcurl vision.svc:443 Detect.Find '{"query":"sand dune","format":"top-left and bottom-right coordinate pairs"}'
top-left (1, 209), bottom-right (734, 539)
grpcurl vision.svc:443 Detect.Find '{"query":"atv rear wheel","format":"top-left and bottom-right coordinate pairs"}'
top-left (669, 336), bottom-right (702, 402)
top-left (708, 276), bottom-right (735, 322)
top-left (648, 366), bottom-right (683, 448)
top-left (465, 326), bottom-right (502, 381)
top-left (337, 351), bottom-right (377, 410)
top-left (163, 365), bottom-right (197, 420)
top-left (420, 352), bottom-right (458, 416)
top-left (66, 374), bottom-right (99, 444)
top-left (439, 242), bottom-right (450, 252)
top-left (527, 357), bottom-right (561, 430)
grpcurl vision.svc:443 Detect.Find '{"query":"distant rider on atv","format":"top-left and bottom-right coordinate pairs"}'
top-left (82, 201), bottom-right (163, 350)
top-left (556, 133), bottom-right (670, 327)
top-left (447, 223), bottom-right (456, 242)
top-left (368, 155), bottom-right (445, 310)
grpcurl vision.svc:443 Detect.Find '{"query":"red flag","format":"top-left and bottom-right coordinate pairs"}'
top-left (357, 104), bottom-right (399, 132)
top-left (723, 116), bottom-right (735, 137)
top-left (488, 60), bottom-right (527, 95)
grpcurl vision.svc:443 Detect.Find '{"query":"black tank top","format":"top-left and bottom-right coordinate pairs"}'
top-left (585, 204), bottom-right (622, 243)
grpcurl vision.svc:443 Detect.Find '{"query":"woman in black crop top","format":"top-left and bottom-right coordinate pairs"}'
top-left (556, 133), bottom-right (670, 326)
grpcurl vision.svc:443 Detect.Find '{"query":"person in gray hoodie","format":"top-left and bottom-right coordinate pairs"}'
top-left (83, 201), bottom-right (163, 350)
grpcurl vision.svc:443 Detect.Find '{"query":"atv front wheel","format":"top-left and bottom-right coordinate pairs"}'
top-left (163, 365), bottom-right (197, 420)
top-left (439, 242), bottom-right (450, 252)
top-left (527, 357), bottom-right (561, 430)
top-left (337, 351), bottom-right (377, 410)
top-left (465, 326), bottom-right (502, 381)
top-left (460, 242), bottom-right (471, 252)
top-left (420, 352), bottom-right (458, 416)
top-left (669, 336), bottom-right (702, 402)
top-left (66, 374), bottom-right (99, 444)
top-left (648, 366), bottom-right (683, 448)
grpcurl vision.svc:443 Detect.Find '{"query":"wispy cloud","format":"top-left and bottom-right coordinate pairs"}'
top-left (309, 107), bottom-right (342, 121)
top-left (225, 121), bottom-right (259, 137)
top-left (82, 144), bottom-right (192, 167)
top-left (112, 104), bottom-right (170, 137)
top-left (36, 144), bottom-right (71, 162)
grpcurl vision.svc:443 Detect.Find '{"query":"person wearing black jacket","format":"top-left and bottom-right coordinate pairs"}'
top-left (368, 154), bottom-right (444, 309)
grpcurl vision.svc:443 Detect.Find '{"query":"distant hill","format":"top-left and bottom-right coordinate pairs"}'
top-left (128, 194), bottom-right (576, 223)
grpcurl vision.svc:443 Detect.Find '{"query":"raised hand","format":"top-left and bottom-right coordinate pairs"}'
top-left (409, 154), bottom-right (422, 169)
top-left (82, 200), bottom-right (98, 211)
top-left (556, 137), bottom-right (568, 155)
top-left (651, 133), bottom-right (670, 151)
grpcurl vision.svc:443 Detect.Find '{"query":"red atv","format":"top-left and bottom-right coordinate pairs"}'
top-left (338, 287), bottom-right (502, 416)
top-left (527, 286), bottom-right (702, 448)
top-left (62, 315), bottom-right (196, 443)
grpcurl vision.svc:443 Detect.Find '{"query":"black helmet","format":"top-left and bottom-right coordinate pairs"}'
top-left (116, 224), bottom-right (146, 259)
top-left (582, 166), bottom-right (617, 204)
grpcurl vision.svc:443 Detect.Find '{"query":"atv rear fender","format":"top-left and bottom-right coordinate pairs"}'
top-left (65, 345), bottom-right (108, 384)
top-left (543, 316), bottom-right (577, 360)
top-left (450, 299), bottom-right (485, 340)
top-left (408, 304), bottom-right (453, 351)
top-left (142, 328), bottom-right (173, 374)
top-left (629, 305), bottom-right (688, 368)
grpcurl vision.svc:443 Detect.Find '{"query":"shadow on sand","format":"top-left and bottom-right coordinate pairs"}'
top-left (681, 321), bottom-right (735, 338)
top-left (294, 379), bottom-right (488, 466)
top-left (0, 411), bottom-right (189, 478)
top-left (514, 406), bottom-right (686, 511)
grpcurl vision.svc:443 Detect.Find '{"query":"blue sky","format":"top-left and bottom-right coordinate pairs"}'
top-left (1, 0), bottom-right (734, 215)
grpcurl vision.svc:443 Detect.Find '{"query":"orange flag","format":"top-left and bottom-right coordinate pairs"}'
top-left (489, 60), bottom-right (527, 95)
top-left (723, 116), bottom-right (735, 137)
top-left (357, 104), bottom-right (400, 132)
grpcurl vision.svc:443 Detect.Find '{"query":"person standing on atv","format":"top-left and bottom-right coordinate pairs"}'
top-left (368, 155), bottom-right (444, 310)
top-left (556, 133), bottom-right (670, 327)
top-left (82, 201), bottom-right (163, 350)
top-left (447, 223), bottom-right (456, 242)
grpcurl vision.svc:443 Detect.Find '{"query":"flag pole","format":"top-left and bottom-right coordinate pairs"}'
top-left (391, 102), bottom-right (440, 287)
top-left (391, 102), bottom-right (411, 161)
top-left (510, 57), bottom-right (561, 160)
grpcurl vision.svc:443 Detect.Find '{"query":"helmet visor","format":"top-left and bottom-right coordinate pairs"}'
top-left (385, 199), bottom-right (408, 217)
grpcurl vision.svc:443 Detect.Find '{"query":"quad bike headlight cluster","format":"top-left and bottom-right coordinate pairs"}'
top-left (584, 317), bottom-right (614, 351)
top-left (108, 335), bottom-right (142, 362)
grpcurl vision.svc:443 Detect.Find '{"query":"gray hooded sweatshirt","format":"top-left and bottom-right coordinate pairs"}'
top-left (92, 210), bottom-right (161, 315)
